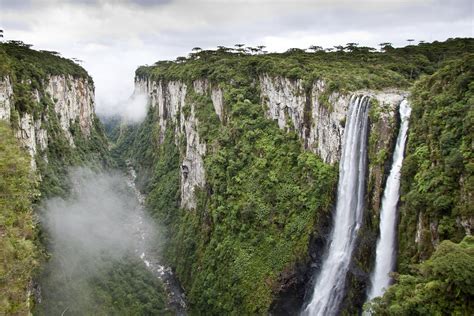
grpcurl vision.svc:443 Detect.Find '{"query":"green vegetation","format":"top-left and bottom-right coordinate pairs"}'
top-left (1, 41), bottom-right (111, 196)
top-left (35, 256), bottom-right (171, 316)
top-left (137, 38), bottom-right (473, 93)
top-left (36, 107), bottom-right (112, 197)
top-left (173, 99), bottom-right (336, 314)
top-left (0, 121), bottom-right (39, 315)
top-left (1, 42), bottom-right (139, 315)
top-left (0, 40), bottom-right (89, 80)
top-left (116, 55), bottom-right (339, 314)
top-left (398, 54), bottom-right (474, 269)
top-left (0, 41), bottom-right (90, 120)
top-left (109, 38), bottom-right (474, 314)
top-left (366, 236), bottom-right (474, 315)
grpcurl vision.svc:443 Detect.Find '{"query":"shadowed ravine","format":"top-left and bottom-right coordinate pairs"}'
top-left (126, 165), bottom-right (187, 315)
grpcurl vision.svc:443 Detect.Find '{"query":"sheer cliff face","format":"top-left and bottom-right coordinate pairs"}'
top-left (136, 75), bottom-right (407, 215)
top-left (135, 77), bottom-right (223, 209)
top-left (260, 74), bottom-right (406, 165)
top-left (260, 75), bottom-right (408, 313)
top-left (260, 74), bottom-right (407, 231)
top-left (0, 75), bottom-right (95, 170)
top-left (0, 76), bottom-right (13, 120)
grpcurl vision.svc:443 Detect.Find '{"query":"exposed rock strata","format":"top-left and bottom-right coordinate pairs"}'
top-left (0, 75), bottom-right (95, 170)
top-left (135, 77), bottom-right (224, 209)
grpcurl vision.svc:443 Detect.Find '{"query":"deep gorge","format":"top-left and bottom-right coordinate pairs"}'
top-left (1, 38), bottom-right (473, 315)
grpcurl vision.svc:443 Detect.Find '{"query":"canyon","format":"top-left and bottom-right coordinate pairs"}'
top-left (1, 39), bottom-right (473, 315)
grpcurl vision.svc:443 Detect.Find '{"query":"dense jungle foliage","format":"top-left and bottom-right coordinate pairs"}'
top-left (366, 236), bottom-right (474, 315)
top-left (35, 255), bottom-right (171, 316)
top-left (0, 41), bottom-right (111, 196)
top-left (1, 43), bottom-right (170, 315)
top-left (0, 122), bottom-right (39, 315)
top-left (112, 38), bottom-right (474, 314)
top-left (398, 54), bottom-right (474, 270)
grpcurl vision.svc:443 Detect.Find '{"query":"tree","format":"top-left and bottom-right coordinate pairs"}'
top-left (407, 39), bottom-right (415, 45)
top-left (7, 40), bottom-right (32, 48)
top-left (216, 46), bottom-right (231, 53)
top-left (256, 45), bottom-right (266, 53)
top-left (379, 42), bottom-right (393, 52)
top-left (247, 47), bottom-right (259, 54)
top-left (0, 29), bottom-right (3, 39)
top-left (345, 42), bottom-right (359, 52)
top-left (365, 237), bottom-right (474, 315)
top-left (308, 45), bottom-right (323, 52)
top-left (192, 47), bottom-right (202, 52)
top-left (334, 45), bottom-right (344, 52)
top-left (286, 48), bottom-right (305, 54)
top-left (234, 44), bottom-right (246, 54)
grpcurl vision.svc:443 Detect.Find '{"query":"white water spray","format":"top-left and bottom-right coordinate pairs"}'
top-left (367, 100), bottom-right (411, 300)
top-left (302, 95), bottom-right (370, 316)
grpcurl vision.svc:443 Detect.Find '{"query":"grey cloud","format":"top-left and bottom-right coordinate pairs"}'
top-left (0, 0), bottom-right (32, 10)
top-left (0, 19), bottom-right (32, 32)
top-left (129, 0), bottom-right (173, 6)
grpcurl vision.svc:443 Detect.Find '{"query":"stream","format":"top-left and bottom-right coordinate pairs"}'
top-left (126, 164), bottom-right (187, 315)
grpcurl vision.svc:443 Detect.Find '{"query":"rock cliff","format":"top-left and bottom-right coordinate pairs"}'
top-left (0, 75), bottom-right (95, 170)
top-left (135, 74), bottom-right (406, 215)
top-left (260, 74), bottom-right (408, 313)
top-left (134, 77), bottom-right (224, 209)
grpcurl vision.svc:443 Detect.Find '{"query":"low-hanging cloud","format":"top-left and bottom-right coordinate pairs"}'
top-left (96, 90), bottom-right (148, 123)
top-left (36, 167), bottom-right (161, 312)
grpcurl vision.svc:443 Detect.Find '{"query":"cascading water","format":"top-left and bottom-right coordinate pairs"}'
top-left (302, 95), bottom-right (370, 316)
top-left (367, 100), bottom-right (411, 301)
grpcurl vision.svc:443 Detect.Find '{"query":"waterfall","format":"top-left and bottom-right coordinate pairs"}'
top-left (302, 95), bottom-right (370, 316)
top-left (367, 100), bottom-right (411, 301)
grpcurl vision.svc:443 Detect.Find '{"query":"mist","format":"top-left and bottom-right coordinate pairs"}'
top-left (96, 91), bottom-right (149, 123)
top-left (35, 167), bottom-right (165, 315)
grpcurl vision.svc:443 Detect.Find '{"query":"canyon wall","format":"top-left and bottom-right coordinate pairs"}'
top-left (0, 75), bottom-right (95, 170)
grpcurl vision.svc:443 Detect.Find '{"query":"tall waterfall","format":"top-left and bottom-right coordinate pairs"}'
top-left (302, 95), bottom-right (370, 316)
top-left (367, 100), bottom-right (411, 300)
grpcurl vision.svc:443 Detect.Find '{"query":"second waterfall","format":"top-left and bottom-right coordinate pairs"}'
top-left (302, 95), bottom-right (370, 316)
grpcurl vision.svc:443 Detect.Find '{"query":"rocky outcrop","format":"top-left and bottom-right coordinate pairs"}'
top-left (260, 75), bottom-right (406, 165)
top-left (46, 75), bottom-right (94, 144)
top-left (15, 113), bottom-right (48, 169)
top-left (135, 77), bottom-right (224, 209)
top-left (458, 216), bottom-right (474, 236)
top-left (181, 103), bottom-right (206, 210)
top-left (0, 76), bottom-right (13, 120)
top-left (0, 75), bottom-right (95, 170)
top-left (192, 78), bottom-right (225, 121)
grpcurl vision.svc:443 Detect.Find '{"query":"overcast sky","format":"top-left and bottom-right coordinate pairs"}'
top-left (1, 0), bottom-right (472, 117)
